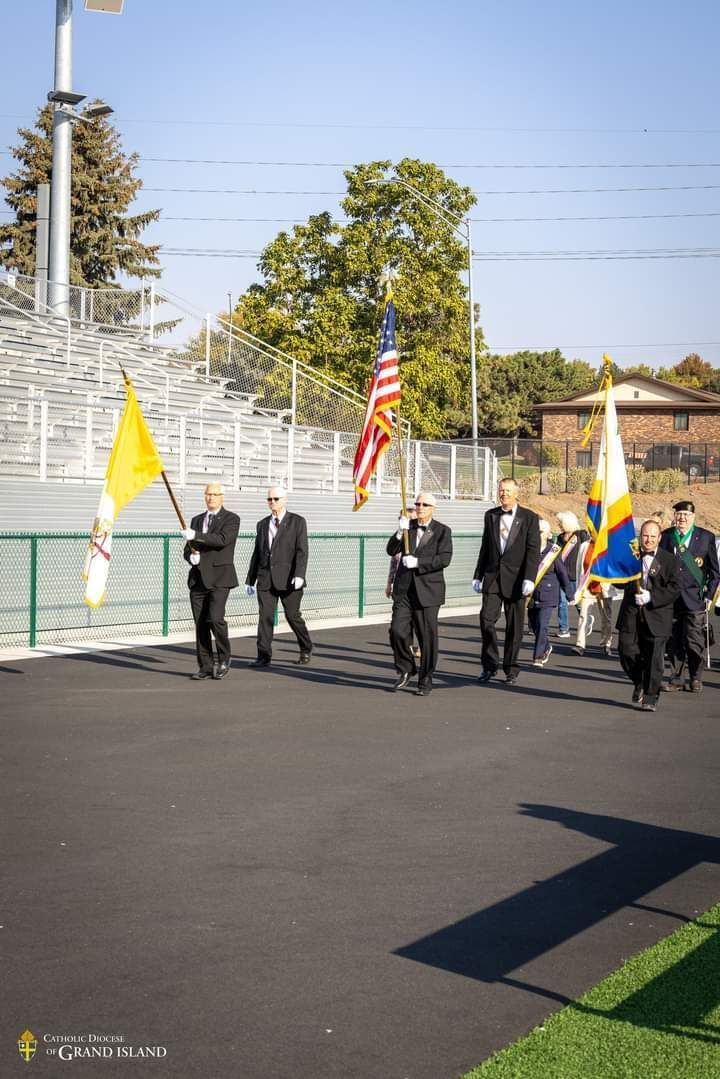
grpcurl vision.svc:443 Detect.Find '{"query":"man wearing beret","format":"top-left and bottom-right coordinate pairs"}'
top-left (659, 500), bottom-right (720, 693)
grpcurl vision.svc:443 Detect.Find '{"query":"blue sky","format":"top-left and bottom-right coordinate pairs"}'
top-left (2, 0), bottom-right (719, 368)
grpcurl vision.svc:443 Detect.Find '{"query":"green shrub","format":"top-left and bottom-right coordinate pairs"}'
top-left (629, 467), bottom-right (685, 493)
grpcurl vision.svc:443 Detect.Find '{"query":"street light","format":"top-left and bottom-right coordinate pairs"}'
top-left (365, 176), bottom-right (478, 441)
top-left (47, 0), bottom-right (123, 316)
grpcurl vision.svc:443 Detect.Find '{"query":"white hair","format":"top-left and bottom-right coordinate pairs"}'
top-left (416, 491), bottom-right (437, 507)
top-left (267, 484), bottom-right (287, 497)
top-left (557, 510), bottom-right (580, 533)
top-left (204, 481), bottom-right (225, 493)
top-left (538, 519), bottom-right (551, 534)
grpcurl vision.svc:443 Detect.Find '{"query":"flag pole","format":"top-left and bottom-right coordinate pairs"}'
top-left (381, 274), bottom-right (410, 556)
top-left (119, 365), bottom-right (187, 530)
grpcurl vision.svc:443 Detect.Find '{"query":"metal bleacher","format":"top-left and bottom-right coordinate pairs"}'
top-left (0, 272), bottom-right (495, 511)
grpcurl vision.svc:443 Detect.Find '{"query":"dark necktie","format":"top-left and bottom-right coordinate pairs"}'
top-left (206, 512), bottom-right (214, 532)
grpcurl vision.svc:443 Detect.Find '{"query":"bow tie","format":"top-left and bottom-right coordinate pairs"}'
top-left (417, 525), bottom-right (426, 532)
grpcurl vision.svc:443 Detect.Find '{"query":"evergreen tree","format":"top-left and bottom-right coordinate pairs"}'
top-left (0, 103), bottom-right (160, 287)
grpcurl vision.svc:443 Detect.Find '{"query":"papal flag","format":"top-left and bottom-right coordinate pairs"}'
top-left (352, 289), bottom-right (402, 510)
top-left (83, 372), bottom-right (165, 607)
top-left (576, 355), bottom-right (641, 593)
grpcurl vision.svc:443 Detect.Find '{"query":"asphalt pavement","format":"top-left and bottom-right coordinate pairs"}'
top-left (2, 616), bottom-right (719, 1078)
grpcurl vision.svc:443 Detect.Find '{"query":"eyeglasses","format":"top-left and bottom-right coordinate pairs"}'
top-left (414, 502), bottom-right (432, 508)
top-left (267, 496), bottom-right (283, 502)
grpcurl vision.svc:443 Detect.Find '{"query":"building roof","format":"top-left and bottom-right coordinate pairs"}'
top-left (536, 373), bottom-right (720, 412)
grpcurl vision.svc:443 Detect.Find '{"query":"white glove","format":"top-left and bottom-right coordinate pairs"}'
top-left (521, 579), bottom-right (535, 597)
top-left (245, 584), bottom-right (256, 597)
top-left (292, 577), bottom-right (304, 590)
top-left (634, 589), bottom-right (651, 606)
top-left (402, 555), bottom-right (418, 569)
top-left (181, 528), bottom-right (195, 541)
top-left (397, 515), bottom-right (410, 532)
top-left (189, 552), bottom-right (200, 566)
top-left (472, 579), bottom-right (482, 594)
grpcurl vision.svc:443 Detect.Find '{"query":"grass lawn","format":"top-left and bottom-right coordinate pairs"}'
top-left (464, 902), bottom-right (720, 1079)
top-left (496, 459), bottom-right (539, 480)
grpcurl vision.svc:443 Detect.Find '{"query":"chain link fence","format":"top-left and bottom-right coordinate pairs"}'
top-left (0, 531), bottom-right (483, 649)
top-left (457, 437), bottom-right (720, 491)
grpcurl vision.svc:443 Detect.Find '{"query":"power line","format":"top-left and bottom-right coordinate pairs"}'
top-left (3, 112), bottom-right (720, 134)
top-left (160, 245), bottom-right (720, 261)
top-left (143, 183), bottom-right (720, 198)
top-left (6, 149), bottom-right (720, 170)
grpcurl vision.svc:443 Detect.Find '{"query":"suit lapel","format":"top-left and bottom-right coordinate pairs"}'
top-left (504, 511), bottom-right (522, 552)
top-left (492, 509), bottom-right (502, 552)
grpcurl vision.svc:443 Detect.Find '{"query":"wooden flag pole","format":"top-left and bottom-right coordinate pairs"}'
top-left (118, 364), bottom-right (187, 530)
top-left (160, 470), bottom-right (187, 530)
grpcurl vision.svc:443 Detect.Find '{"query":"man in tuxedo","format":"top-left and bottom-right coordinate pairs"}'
top-left (181, 482), bottom-right (240, 680)
top-left (473, 478), bottom-right (541, 685)
top-left (386, 491), bottom-right (453, 696)
top-left (617, 519), bottom-right (680, 711)
top-left (659, 500), bottom-right (720, 693)
top-left (245, 485), bottom-right (312, 668)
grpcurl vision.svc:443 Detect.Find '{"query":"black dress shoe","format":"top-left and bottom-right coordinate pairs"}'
top-left (296, 652), bottom-right (312, 665)
top-left (641, 697), bottom-right (657, 711)
top-left (504, 673), bottom-right (519, 686)
top-left (415, 683), bottom-right (432, 696)
top-left (214, 661), bottom-right (231, 680)
top-left (477, 670), bottom-right (496, 684)
top-left (249, 657), bottom-right (271, 669)
top-left (689, 679), bottom-right (703, 693)
top-left (190, 669), bottom-right (214, 680)
top-left (632, 684), bottom-right (644, 706)
top-left (392, 672), bottom-right (412, 691)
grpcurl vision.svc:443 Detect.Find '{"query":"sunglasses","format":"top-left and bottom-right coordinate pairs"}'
top-left (267, 496), bottom-right (283, 502)
top-left (414, 502), bottom-right (432, 508)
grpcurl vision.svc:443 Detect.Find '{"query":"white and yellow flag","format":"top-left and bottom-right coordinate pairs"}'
top-left (83, 373), bottom-right (165, 607)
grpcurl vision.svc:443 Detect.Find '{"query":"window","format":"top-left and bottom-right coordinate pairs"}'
top-left (633, 390), bottom-right (640, 399)
top-left (576, 450), bottom-right (592, 468)
top-left (577, 409), bottom-right (591, 430)
top-left (673, 411), bottom-right (689, 431)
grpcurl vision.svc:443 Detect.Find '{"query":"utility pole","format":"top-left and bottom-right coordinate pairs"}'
top-left (48, 0), bottom-right (73, 316)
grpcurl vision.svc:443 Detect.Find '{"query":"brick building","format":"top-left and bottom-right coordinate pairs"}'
top-left (536, 374), bottom-right (720, 468)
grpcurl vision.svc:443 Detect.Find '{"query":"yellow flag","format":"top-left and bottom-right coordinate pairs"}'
top-left (83, 374), bottom-right (165, 608)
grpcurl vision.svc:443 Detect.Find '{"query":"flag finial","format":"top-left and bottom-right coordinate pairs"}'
top-left (379, 266), bottom-right (398, 301)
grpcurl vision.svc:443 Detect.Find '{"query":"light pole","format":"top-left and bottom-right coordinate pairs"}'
top-left (365, 177), bottom-right (478, 441)
top-left (47, 0), bottom-right (122, 316)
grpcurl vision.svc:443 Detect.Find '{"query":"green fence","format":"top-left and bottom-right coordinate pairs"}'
top-left (0, 532), bottom-right (483, 649)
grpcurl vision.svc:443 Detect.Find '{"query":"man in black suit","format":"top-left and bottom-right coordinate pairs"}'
top-left (659, 499), bottom-right (720, 693)
top-left (473, 478), bottom-right (541, 686)
top-left (245, 485), bottom-right (312, 668)
top-left (386, 491), bottom-right (453, 696)
top-left (181, 482), bottom-right (240, 680)
top-left (617, 519), bottom-right (680, 712)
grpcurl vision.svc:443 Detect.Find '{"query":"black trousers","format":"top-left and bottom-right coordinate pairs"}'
top-left (667, 608), bottom-right (707, 681)
top-left (256, 586), bottom-right (312, 660)
top-left (618, 623), bottom-right (667, 700)
top-left (480, 589), bottom-right (526, 678)
top-left (190, 585), bottom-right (231, 671)
top-left (390, 586), bottom-right (439, 687)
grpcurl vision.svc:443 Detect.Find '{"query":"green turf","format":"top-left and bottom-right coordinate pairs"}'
top-left (464, 902), bottom-right (720, 1079)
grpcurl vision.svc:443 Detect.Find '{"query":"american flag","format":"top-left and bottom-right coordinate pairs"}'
top-left (352, 297), bottom-right (402, 510)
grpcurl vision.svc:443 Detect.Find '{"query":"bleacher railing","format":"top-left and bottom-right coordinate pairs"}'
top-left (0, 530), bottom-right (482, 649)
top-left (0, 273), bottom-right (496, 499)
